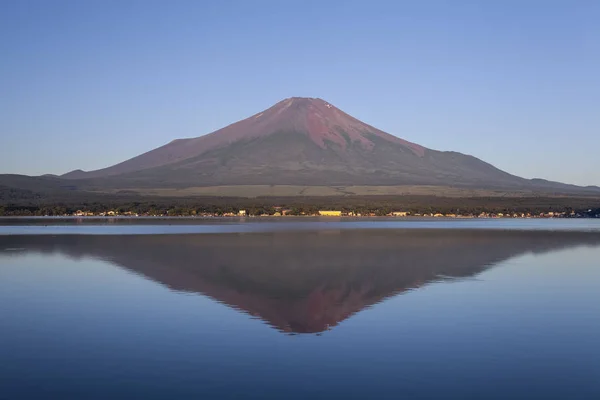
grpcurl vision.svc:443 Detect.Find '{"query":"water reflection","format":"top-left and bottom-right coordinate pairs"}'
top-left (3, 230), bottom-right (600, 334)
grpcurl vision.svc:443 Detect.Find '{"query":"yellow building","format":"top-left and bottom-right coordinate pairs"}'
top-left (319, 210), bottom-right (342, 217)
top-left (392, 211), bottom-right (408, 217)
top-left (238, 210), bottom-right (247, 216)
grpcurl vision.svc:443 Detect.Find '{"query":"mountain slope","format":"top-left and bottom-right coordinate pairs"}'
top-left (59, 97), bottom-right (593, 192)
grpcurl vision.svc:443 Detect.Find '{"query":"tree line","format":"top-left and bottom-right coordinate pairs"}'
top-left (1, 195), bottom-right (599, 217)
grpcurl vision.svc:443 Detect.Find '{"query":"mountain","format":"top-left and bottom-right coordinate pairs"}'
top-left (58, 97), bottom-right (592, 192)
top-left (4, 230), bottom-right (600, 334)
top-left (0, 97), bottom-right (594, 197)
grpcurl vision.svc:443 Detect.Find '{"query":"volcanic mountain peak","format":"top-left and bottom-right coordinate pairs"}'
top-left (206, 95), bottom-right (426, 156)
top-left (264, 97), bottom-right (425, 155)
top-left (62, 97), bottom-right (426, 180)
top-left (56, 97), bottom-right (598, 194)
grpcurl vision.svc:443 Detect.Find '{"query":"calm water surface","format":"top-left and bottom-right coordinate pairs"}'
top-left (1, 216), bottom-right (600, 235)
top-left (1, 220), bottom-right (600, 399)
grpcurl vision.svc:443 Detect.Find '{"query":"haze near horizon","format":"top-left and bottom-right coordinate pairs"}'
top-left (1, 0), bottom-right (599, 186)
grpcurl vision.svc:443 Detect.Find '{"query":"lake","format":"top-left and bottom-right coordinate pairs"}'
top-left (1, 219), bottom-right (600, 399)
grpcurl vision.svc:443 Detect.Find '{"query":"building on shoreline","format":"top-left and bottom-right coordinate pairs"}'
top-left (319, 210), bottom-right (342, 217)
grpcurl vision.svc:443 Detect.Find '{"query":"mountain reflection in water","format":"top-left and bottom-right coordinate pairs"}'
top-left (3, 229), bottom-right (600, 334)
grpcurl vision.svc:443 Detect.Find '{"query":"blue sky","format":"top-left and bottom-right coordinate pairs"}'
top-left (1, 0), bottom-right (599, 185)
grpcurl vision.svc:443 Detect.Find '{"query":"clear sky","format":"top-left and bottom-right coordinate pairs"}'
top-left (1, 0), bottom-right (599, 185)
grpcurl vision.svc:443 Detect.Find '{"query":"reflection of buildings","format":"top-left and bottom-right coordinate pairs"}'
top-left (3, 230), bottom-right (600, 334)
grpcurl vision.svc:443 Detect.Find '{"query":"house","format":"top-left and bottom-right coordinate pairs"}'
top-left (238, 210), bottom-right (247, 216)
top-left (392, 211), bottom-right (408, 217)
top-left (319, 210), bottom-right (342, 217)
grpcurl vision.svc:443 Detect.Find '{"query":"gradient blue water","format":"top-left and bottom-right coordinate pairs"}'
top-left (1, 224), bottom-right (599, 399)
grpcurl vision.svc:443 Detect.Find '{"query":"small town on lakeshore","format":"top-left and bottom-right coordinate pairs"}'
top-left (3, 206), bottom-right (598, 219)
top-left (67, 209), bottom-right (600, 218)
